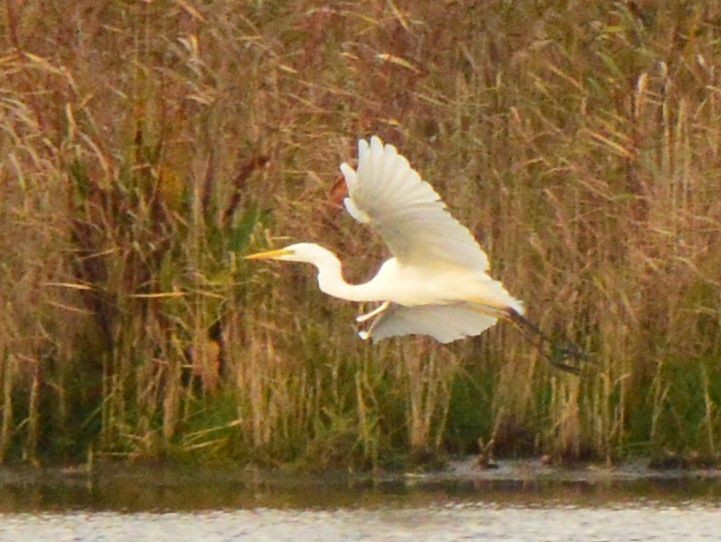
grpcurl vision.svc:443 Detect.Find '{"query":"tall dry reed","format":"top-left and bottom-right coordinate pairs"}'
top-left (0, 0), bottom-right (720, 467)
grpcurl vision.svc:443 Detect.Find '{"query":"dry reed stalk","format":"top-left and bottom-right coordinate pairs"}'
top-left (0, 353), bottom-right (14, 462)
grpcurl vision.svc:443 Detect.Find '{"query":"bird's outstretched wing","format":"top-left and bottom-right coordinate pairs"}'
top-left (368, 303), bottom-right (497, 343)
top-left (340, 136), bottom-right (489, 271)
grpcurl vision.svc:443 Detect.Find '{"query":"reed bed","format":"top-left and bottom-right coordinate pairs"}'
top-left (1, 0), bottom-right (720, 467)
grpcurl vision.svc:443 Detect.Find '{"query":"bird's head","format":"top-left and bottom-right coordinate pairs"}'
top-left (245, 242), bottom-right (330, 264)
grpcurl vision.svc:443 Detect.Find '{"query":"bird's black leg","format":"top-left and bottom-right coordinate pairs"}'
top-left (503, 308), bottom-right (589, 374)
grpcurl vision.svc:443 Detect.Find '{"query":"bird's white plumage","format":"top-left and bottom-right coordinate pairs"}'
top-left (370, 303), bottom-right (498, 344)
top-left (340, 136), bottom-right (489, 271)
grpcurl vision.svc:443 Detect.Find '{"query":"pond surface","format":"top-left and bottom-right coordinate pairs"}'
top-left (0, 459), bottom-right (719, 541)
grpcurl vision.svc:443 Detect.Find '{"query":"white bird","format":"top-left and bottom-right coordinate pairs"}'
top-left (247, 136), bottom-right (584, 371)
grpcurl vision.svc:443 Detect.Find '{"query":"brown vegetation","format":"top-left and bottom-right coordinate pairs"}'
top-left (1, 1), bottom-right (720, 467)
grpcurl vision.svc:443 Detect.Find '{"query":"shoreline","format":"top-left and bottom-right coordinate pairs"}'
top-left (1, 456), bottom-right (720, 488)
top-left (0, 458), bottom-right (720, 513)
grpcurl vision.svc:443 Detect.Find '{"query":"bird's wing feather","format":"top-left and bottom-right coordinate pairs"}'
top-left (340, 136), bottom-right (489, 271)
top-left (369, 303), bottom-right (497, 344)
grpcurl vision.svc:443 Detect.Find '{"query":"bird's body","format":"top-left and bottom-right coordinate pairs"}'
top-left (296, 242), bottom-right (519, 310)
top-left (246, 135), bottom-right (530, 345)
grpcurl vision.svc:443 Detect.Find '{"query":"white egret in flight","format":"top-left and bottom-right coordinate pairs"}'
top-left (247, 136), bottom-right (584, 372)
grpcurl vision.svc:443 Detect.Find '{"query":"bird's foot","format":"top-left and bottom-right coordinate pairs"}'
top-left (548, 341), bottom-right (592, 375)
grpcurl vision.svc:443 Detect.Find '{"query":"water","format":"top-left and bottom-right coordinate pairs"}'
top-left (3, 504), bottom-right (721, 541)
top-left (1, 460), bottom-right (720, 541)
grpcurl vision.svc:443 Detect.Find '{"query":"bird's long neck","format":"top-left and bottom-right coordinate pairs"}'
top-left (311, 246), bottom-right (382, 302)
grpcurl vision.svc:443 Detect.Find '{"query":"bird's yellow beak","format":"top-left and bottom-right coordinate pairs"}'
top-left (245, 248), bottom-right (292, 260)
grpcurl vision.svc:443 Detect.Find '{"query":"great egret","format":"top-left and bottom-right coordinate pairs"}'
top-left (247, 136), bottom-right (584, 372)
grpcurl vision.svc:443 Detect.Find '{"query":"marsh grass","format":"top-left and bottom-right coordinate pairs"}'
top-left (1, 0), bottom-right (721, 468)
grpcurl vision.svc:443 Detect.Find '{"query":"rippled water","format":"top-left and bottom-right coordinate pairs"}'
top-left (3, 504), bottom-right (721, 542)
top-left (5, 503), bottom-right (721, 542)
top-left (1, 461), bottom-right (719, 541)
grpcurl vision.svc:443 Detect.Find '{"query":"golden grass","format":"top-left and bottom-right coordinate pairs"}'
top-left (1, 0), bottom-right (720, 467)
